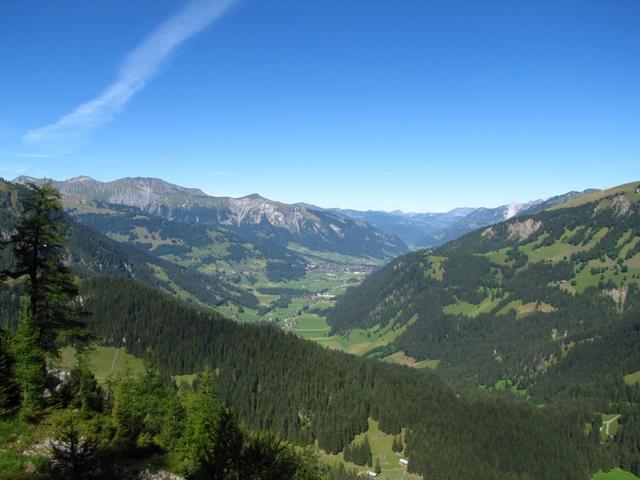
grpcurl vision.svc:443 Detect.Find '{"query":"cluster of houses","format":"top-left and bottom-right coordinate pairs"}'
top-left (316, 292), bottom-right (335, 300)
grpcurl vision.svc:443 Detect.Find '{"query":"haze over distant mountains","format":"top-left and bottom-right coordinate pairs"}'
top-left (334, 190), bottom-right (595, 248)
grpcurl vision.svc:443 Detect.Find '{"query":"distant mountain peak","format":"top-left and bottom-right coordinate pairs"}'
top-left (12, 175), bottom-right (39, 184)
top-left (118, 177), bottom-right (208, 196)
top-left (66, 175), bottom-right (97, 183)
top-left (505, 201), bottom-right (524, 220)
top-left (242, 193), bottom-right (265, 200)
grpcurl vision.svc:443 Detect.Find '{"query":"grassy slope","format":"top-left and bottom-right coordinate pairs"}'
top-left (57, 346), bottom-right (145, 383)
top-left (383, 351), bottom-right (439, 369)
top-left (550, 181), bottom-right (639, 211)
top-left (594, 468), bottom-right (640, 480)
top-left (624, 370), bottom-right (640, 386)
top-left (316, 418), bottom-right (420, 480)
top-left (315, 316), bottom-right (417, 355)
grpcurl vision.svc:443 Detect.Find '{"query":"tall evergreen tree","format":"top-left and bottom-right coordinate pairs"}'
top-left (0, 330), bottom-right (19, 416)
top-left (1, 181), bottom-right (83, 353)
top-left (10, 296), bottom-right (47, 419)
top-left (392, 434), bottom-right (404, 453)
top-left (362, 435), bottom-right (372, 467)
top-left (57, 354), bottom-right (103, 413)
top-left (179, 369), bottom-right (223, 478)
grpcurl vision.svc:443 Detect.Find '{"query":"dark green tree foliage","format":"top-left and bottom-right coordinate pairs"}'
top-left (615, 406), bottom-right (640, 475)
top-left (167, 369), bottom-right (320, 479)
top-left (0, 330), bottom-right (19, 416)
top-left (323, 464), bottom-right (360, 480)
top-left (50, 413), bottom-right (97, 480)
top-left (343, 435), bottom-right (372, 466)
top-left (179, 369), bottom-right (228, 478)
top-left (56, 356), bottom-right (103, 413)
top-left (10, 296), bottom-right (47, 418)
top-left (239, 432), bottom-right (312, 480)
top-left (111, 351), bottom-right (169, 448)
top-left (80, 276), bottom-right (591, 480)
top-left (2, 181), bottom-right (82, 353)
top-left (391, 434), bottom-right (403, 453)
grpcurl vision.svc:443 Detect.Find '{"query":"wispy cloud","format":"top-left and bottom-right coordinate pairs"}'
top-left (23, 0), bottom-right (237, 153)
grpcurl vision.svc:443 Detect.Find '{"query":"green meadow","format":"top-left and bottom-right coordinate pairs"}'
top-left (624, 370), bottom-right (640, 386)
top-left (594, 468), bottom-right (640, 480)
top-left (57, 345), bottom-right (145, 383)
top-left (316, 418), bottom-right (420, 480)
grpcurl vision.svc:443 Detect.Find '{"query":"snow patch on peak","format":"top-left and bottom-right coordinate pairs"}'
top-left (504, 199), bottom-right (544, 220)
top-left (505, 202), bottom-right (524, 220)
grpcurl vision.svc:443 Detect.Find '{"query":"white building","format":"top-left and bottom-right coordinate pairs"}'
top-left (399, 458), bottom-right (409, 466)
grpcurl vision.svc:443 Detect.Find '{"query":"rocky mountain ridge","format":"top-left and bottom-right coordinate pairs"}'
top-left (13, 175), bottom-right (408, 263)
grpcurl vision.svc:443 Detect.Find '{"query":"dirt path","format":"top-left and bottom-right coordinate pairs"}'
top-left (601, 415), bottom-right (621, 436)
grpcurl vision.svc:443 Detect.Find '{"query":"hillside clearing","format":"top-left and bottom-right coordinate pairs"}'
top-left (57, 345), bottom-right (145, 383)
top-left (383, 351), bottom-right (440, 369)
top-left (594, 467), bottom-right (640, 480)
top-left (623, 370), bottom-right (640, 386)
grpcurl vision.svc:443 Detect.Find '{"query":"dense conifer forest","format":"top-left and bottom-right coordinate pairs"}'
top-left (76, 276), bottom-right (597, 479)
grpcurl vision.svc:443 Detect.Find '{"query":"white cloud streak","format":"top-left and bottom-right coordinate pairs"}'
top-left (23, 0), bottom-right (237, 152)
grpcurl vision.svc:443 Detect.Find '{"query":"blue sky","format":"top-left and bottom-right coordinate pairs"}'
top-left (1, 0), bottom-right (638, 212)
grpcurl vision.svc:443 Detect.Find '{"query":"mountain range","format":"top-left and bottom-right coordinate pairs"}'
top-left (14, 175), bottom-right (407, 259)
top-left (13, 175), bottom-right (598, 256)
top-left (0, 179), bottom-right (260, 313)
top-left (333, 189), bottom-right (595, 248)
top-left (328, 180), bottom-right (640, 398)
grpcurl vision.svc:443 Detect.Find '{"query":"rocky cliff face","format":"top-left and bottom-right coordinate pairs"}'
top-left (13, 176), bottom-right (408, 259)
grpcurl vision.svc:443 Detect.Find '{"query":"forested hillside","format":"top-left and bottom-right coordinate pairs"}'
top-left (0, 179), bottom-right (259, 323)
top-left (77, 276), bottom-right (597, 480)
top-left (328, 181), bottom-right (640, 474)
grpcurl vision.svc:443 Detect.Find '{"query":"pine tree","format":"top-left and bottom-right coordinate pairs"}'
top-left (179, 369), bottom-right (223, 478)
top-left (0, 331), bottom-right (19, 417)
top-left (57, 353), bottom-right (103, 413)
top-left (50, 412), bottom-right (96, 480)
top-left (206, 406), bottom-right (244, 478)
top-left (9, 296), bottom-right (47, 419)
top-left (240, 433), bottom-right (302, 479)
top-left (362, 435), bottom-right (372, 467)
top-left (374, 457), bottom-right (381, 474)
top-left (392, 434), bottom-right (404, 453)
top-left (138, 349), bottom-right (168, 441)
top-left (2, 181), bottom-right (83, 353)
